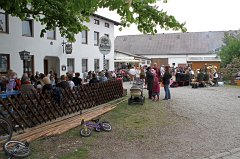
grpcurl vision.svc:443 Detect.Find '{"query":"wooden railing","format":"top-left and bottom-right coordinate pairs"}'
top-left (0, 80), bottom-right (123, 132)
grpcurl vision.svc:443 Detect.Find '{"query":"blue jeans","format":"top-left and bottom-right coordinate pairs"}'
top-left (164, 85), bottom-right (171, 99)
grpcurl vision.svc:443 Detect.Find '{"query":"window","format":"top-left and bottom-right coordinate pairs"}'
top-left (23, 55), bottom-right (34, 74)
top-left (94, 19), bottom-right (99, 25)
top-left (47, 29), bottom-right (56, 40)
top-left (81, 30), bottom-right (88, 44)
top-left (67, 58), bottom-right (75, 73)
top-left (94, 59), bottom-right (100, 72)
top-left (94, 31), bottom-right (99, 46)
top-left (147, 60), bottom-right (151, 65)
top-left (22, 19), bottom-right (34, 37)
top-left (82, 59), bottom-right (88, 73)
top-left (0, 54), bottom-right (10, 73)
top-left (0, 12), bottom-right (9, 33)
top-left (141, 60), bottom-right (145, 65)
top-left (105, 23), bottom-right (109, 28)
top-left (104, 34), bottom-right (109, 38)
top-left (105, 59), bottom-right (109, 71)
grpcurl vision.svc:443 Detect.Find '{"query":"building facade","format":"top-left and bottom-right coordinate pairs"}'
top-left (114, 50), bottom-right (151, 69)
top-left (114, 31), bottom-right (233, 69)
top-left (0, 10), bottom-right (120, 78)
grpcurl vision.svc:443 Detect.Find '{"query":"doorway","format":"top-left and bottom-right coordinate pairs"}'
top-left (44, 59), bottom-right (48, 75)
top-left (44, 56), bottom-right (60, 77)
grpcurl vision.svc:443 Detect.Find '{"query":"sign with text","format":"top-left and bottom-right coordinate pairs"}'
top-left (65, 43), bottom-right (72, 54)
top-left (99, 36), bottom-right (111, 55)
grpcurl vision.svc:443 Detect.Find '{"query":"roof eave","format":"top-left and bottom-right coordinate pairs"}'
top-left (115, 50), bottom-right (151, 60)
top-left (92, 13), bottom-right (121, 26)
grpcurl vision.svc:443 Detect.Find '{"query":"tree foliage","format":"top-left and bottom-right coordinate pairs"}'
top-left (0, 0), bottom-right (186, 42)
top-left (220, 32), bottom-right (240, 67)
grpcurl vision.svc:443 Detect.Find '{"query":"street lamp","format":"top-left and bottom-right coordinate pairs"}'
top-left (19, 50), bottom-right (31, 61)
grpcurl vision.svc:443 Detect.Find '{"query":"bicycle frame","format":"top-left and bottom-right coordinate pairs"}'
top-left (81, 119), bottom-right (102, 130)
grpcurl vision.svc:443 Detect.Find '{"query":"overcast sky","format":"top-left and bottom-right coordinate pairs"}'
top-left (96, 0), bottom-right (240, 36)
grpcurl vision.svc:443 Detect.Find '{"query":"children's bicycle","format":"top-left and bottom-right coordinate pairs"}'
top-left (0, 117), bottom-right (13, 144)
top-left (3, 140), bottom-right (30, 159)
top-left (0, 117), bottom-right (30, 159)
top-left (79, 118), bottom-right (112, 137)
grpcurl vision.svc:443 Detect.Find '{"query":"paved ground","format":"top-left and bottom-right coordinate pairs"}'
top-left (124, 82), bottom-right (240, 159)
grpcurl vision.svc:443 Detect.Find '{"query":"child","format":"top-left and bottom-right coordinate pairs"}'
top-left (152, 73), bottom-right (160, 101)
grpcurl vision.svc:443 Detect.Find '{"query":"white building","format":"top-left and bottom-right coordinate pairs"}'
top-left (114, 31), bottom-right (230, 69)
top-left (0, 10), bottom-right (120, 78)
top-left (114, 50), bottom-right (151, 69)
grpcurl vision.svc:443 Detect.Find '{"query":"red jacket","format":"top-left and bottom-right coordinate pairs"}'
top-left (153, 67), bottom-right (161, 82)
top-left (152, 77), bottom-right (160, 93)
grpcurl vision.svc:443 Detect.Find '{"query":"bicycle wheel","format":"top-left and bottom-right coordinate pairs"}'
top-left (79, 127), bottom-right (92, 137)
top-left (95, 127), bottom-right (101, 132)
top-left (3, 140), bottom-right (30, 158)
top-left (101, 122), bottom-right (112, 132)
top-left (0, 117), bottom-right (13, 144)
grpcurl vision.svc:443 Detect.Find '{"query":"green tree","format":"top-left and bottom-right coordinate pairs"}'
top-left (220, 32), bottom-right (240, 67)
top-left (0, 0), bottom-right (186, 42)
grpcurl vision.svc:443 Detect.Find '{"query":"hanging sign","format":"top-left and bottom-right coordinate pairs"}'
top-left (99, 36), bottom-right (111, 55)
top-left (65, 43), bottom-right (73, 54)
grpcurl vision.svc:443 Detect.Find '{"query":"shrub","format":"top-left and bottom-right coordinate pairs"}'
top-left (221, 57), bottom-right (240, 81)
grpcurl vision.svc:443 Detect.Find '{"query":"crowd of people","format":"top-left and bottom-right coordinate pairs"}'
top-left (125, 63), bottom-right (222, 101)
top-left (0, 63), bottom-right (221, 101)
top-left (125, 63), bottom-right (172, 101)
top-left (0, 69), bottom-right (118, 96)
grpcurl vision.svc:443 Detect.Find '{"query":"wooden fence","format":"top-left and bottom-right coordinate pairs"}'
top-left (0, 80), bottom-right (123, 132)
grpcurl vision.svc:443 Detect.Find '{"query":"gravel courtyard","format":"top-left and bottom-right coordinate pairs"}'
top-left (116, 83), bottom-right (240, 159)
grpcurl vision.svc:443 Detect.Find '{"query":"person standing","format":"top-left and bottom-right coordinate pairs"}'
top-left (213, 71), bottom-right (219, 86)
top-left (152, 63), bottom-right (161, 82)
top-left (152, 73), bottom-right (160, 101)
top-left (83, 72), bottom-right (87, 83)
top-left (135, 66), bottom-right (141, 82)
top-left (128, 66), bottom-right (136, 84)
top-left (50, 75), bottom-right (56, 87)
top-left (35, 71), bottom-right (40, 80)
top-left (140, 67), bottom-right (146, 83)
top-left (162, 66), bottom-right (172, 100)
top-left (145, 67), bottom-right (154, 99)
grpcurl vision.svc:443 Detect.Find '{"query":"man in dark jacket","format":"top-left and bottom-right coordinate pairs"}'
top-left (162, 66), bottom-right (172, 100)
top-left (56, 75), bottom-right (70, 89)
top-left (89, 73), bottom-right (99, 85)
top-left (145, 67), bottom-right (154, 99)
top-left (72, 72), bottom-right (82, 86)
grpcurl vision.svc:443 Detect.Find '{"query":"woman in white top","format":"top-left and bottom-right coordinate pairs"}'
top-left (135, 66), bottom-right (141, 81)
top-left (128, 67), bottom-right (136, 84)
top-left (66, 75), bottom-right (75, 90)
